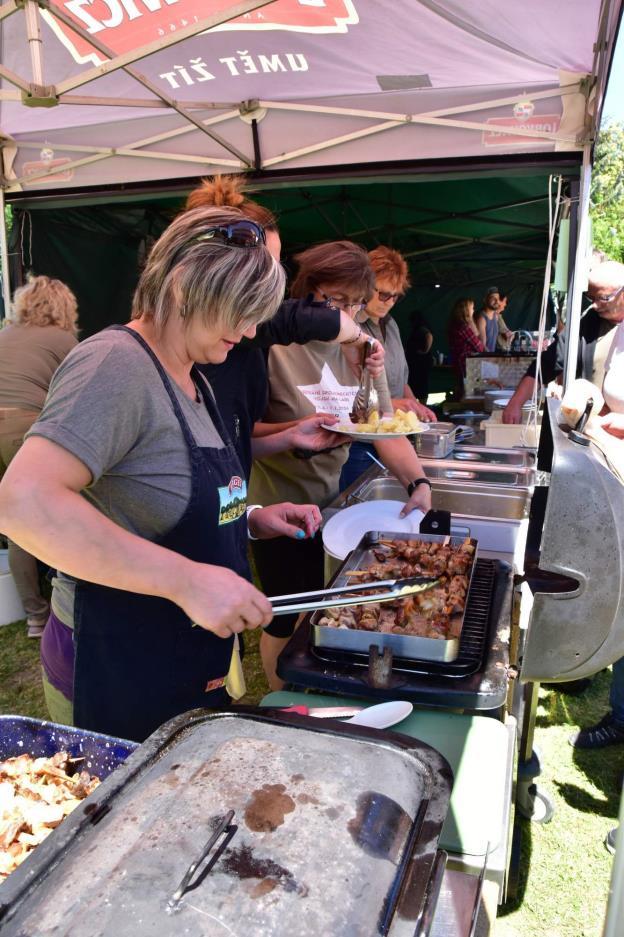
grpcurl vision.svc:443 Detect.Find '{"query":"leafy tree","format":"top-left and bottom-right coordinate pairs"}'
top-left (590, 120), bottom-right (624, 262)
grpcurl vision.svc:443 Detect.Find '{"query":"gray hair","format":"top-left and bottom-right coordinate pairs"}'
top-left (131, 206), bottom-right (285, 333)
top-left (589, 260), bottom-right (624, 290)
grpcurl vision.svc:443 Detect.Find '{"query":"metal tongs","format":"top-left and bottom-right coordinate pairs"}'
top-left (350, 338), bottom-right (377, 423)
top-left (269, 575), bottom-right (439, 616)
top-left (168, 810), bottom-right (237, 909)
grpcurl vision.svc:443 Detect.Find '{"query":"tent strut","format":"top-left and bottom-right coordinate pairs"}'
top-left (0, 187), bottom-right (11, 321)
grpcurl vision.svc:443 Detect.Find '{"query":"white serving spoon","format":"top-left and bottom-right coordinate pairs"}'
top-left (344, 700), bottom-right (413, 729)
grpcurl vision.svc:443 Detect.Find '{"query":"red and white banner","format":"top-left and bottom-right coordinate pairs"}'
top-left (43, 0), bottom-right (358, 64)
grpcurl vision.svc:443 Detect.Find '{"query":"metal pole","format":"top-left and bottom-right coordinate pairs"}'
top-left (563, 145), bottom-right (592, 392)
top-left (24, 0), bottom-right (44, 87)
top-left (0, 185), bottom-right (12, 322)
top-left (602, 784), bottom-right (624, 937)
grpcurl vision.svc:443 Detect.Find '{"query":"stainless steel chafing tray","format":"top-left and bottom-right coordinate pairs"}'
top-left (413, 422), bottom-right (457, 459)
top-left (311, 531), bottom-right (478, 663)
top-left (0, 710), bottom-right (453, 937)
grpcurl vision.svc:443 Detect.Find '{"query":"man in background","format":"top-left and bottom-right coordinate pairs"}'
top-left (496, 291), bottom-right (514, 352)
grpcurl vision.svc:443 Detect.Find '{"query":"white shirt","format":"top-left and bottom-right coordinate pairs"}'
top-left (602, 321), bottom-right (624, 413)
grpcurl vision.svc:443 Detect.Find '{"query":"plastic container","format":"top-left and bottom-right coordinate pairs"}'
top-left (0, 559), bottom-right (26, 627)
top-left (480, 419), bottom-right (540, 449)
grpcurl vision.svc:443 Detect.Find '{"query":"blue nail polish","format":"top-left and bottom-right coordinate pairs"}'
top-left (296, 530), bottom-right (306, 539)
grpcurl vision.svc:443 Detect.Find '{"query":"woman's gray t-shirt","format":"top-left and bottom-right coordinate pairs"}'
top-left (26, 328), bottom-right (226, 626)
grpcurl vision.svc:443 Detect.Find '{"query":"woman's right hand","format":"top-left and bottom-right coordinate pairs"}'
top-left (342, 337), bottom-right (385, 377)
top-left (177, 562), bottom-right (273, 638)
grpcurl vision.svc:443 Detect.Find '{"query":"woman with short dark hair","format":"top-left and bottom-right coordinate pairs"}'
top-left (250, 240), bottom-right (432, 687)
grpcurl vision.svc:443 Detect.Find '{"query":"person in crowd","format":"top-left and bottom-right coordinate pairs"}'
top-left (249, 241), bottom-right (433, 688)
top-left (510, 260), bottom-right (624, 747)
top-left (504, 260), bottom-right (624, 426)
top-left (339, 245), bottom-right (436, 490)
top-left (186, 176), bottom-right (383, 480)
top-left (0, 207), bottom-right (324, 742)
top-left (0, 276), bottom-right (79, 638)
top-left (495, 291), bottom-right (514, 352)
top-left (475, 287), bottom-right (500, 351)
top-left (404, 308), bottom-right (434, 402)
top-left (448, 297), bottom-right (485, 398)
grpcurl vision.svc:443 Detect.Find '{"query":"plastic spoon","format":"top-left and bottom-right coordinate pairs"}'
top-left (344, 700), bottom-right (413, 729)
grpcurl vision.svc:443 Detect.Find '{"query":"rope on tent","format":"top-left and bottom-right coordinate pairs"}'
top-left (522, 174), bottom-right (563, 446)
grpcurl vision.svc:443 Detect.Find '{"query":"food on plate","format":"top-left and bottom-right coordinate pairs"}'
top-left (0, 751), bottom-right (100, 881)
top-left (339, 408), bottom-right (423, 435)
top-left (318, 537), bottom-right (475, 639)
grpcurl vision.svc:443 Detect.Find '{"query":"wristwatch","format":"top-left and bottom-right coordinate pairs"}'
top-left (406, 478), bottom-right (432, 497)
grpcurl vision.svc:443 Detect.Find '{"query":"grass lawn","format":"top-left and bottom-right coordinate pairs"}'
top-left (0, 620), bottom-right (620, 934)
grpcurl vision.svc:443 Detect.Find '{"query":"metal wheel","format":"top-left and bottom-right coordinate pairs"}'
top-left (516, 782), bottom-right (555, 823)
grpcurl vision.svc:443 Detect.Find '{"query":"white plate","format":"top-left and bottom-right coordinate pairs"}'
top-left (321, 423), bottom-right (429, 441)
top-left (322, 501), bottom-right (425, 560)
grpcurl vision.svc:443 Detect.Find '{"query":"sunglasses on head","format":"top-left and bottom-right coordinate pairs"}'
top-left (376, 288), bottom-right (401, 302)
top-left (194, 219), bottom-right (266, 249)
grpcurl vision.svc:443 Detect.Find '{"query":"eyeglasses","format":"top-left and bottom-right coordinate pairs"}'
top-left (320, 292), bottom-right (367, 313)
top-left (590, 284), bottom-right (624, 305)
top-left (375, 288), bottom-right (401, 302)
top-left (194, 220), bottom-right (266, 249)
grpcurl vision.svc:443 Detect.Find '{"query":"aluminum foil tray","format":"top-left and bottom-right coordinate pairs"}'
top-left (311, 531), bottom-right (478, 663)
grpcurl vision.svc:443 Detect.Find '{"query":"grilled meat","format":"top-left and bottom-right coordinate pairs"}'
top-left (322, 537), bottom-right (474, 640)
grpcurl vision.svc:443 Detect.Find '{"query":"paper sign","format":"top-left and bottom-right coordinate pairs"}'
top-left (481, 362), bottom-right (500, 379)
top-left (297, 362), bottom-right (357, 419)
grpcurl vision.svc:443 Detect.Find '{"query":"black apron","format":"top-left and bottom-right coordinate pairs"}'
top-left (73, 326), bottom-right (250, 742)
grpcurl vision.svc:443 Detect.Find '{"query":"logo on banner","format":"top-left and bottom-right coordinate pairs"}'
top-left (43, 0), bottom-right (359, 66)
top-left (217, 475), bottom-right (247, 526)
top-left (482, 100), bottom-right (560, 147)
top-left (22, 158), bottom-right (74, 185)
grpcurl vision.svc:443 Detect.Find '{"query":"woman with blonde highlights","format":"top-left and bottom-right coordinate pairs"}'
top-left (0, 207), bottom-right (322, 741)
top-left (0, 275), bottom-right (79, 638)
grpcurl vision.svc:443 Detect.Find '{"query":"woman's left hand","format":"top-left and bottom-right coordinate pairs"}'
top-left (249, 503), bottom-right (322, 540)
top-left (400, 485), bottom-right (432, 517)
top-left (288, 414), bottom-right (345, 451)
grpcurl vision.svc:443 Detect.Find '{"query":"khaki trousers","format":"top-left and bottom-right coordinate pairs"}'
top-left (0, 408), bottom-right (49, 622)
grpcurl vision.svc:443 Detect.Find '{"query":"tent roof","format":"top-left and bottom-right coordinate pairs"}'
top-left (1, 0), bottom-right (621, 194)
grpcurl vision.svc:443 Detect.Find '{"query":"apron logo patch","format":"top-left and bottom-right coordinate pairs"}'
top-left (218, 476), bottom-right (247, 526)
top-left (205, 677), bottom-right (226, 693)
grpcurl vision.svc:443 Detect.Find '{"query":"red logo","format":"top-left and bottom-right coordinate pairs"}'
top-left (228, 475), bottom-right (244, 495)
top-left (22, 158), bottom-right (74, 185)
top-left (43, 0), bottom-right (359, 65)
top-left (482, 115), bottom-right (561, 148)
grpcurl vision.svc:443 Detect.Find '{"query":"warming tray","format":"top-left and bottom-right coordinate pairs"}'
top-left (0, 710), bottom-right (453, 937)
top-left (311, 531), bottom-right (478, 663)
top-left (413, 422), bottom-right (457, 459)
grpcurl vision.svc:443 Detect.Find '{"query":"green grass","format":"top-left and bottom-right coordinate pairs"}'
top-left (0, 621), bottom-right (619, 934)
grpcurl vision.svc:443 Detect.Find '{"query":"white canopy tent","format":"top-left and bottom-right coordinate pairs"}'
top-left (0, 0), bottom-right (622, 343)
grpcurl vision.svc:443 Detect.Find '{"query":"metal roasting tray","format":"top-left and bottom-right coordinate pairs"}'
top-left (0, 709), bottom-right (453, 937)
top-left (311, 531), bottom-right (478, 663)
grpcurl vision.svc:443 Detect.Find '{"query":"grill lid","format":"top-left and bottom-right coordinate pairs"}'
top-left (0, 711), bottom-right (452, 937)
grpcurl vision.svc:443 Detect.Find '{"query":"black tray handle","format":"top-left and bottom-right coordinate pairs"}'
top-left (419, 509), bottom-right (451, 535)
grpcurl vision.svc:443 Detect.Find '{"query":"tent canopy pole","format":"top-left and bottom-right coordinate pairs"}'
top-left (0, 185), bottom-right (11, 321)
top-left (563, 145), bottom-right (592, 392)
